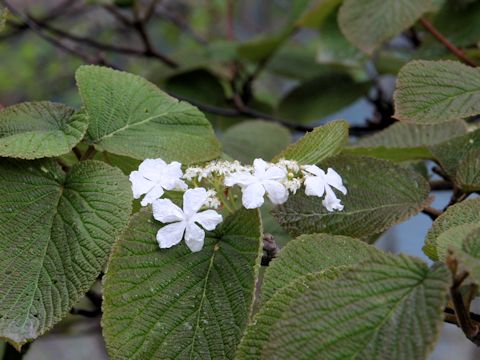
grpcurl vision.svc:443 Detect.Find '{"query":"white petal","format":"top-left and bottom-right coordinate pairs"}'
top-left (129, 171), bottom-right (154, 199)
top-left (304, 176), bottom-right (325, 197)
top-left (140, 185), bottom-right (165, 206)
top-left (224, 172), bottom-right (256, 187)
top-left (264, 165), bottom-right (287, 182)
top-left (241, 182), bottom-right (266, 209)
top-left (193, 210), bottom-right (223, 231)
top-left (139, 158), bottom-right (166, 180)
top-left (253, 158), bottom-right (268, 178)
top-left (162, 161), bottom-right (185, 190)
top-left (323, 187), bottom-right (344, 212)
top-left (183, 188), bottom-right (208, 217)
top-left (152, 199), bottom-right (184, 223)
top-left (304, 165), bottom-right (324, 177)
top-left (156, 221), bottom-right (186, 249)
top-left (184, 222), bottom-right (205, 252)
top-left (325, 168), bottom-right (347, 195)
top-left (263, 180), bottom-right (289, 205)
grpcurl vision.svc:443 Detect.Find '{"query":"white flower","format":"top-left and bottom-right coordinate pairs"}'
top-left (277, 158), bottom-right (300, 173)
top-left (225, 158), bottom-right (288, 209)
top-left (129, 159), bottom-right (188, 206)
top-left (205, 189), bottom-right (221, 209)
top-left (303, 165), bottom-right (347, 212)
top-left (152, 188), bottom-right (223, 252)
top-left (283, 178), bottom-right (303, 194)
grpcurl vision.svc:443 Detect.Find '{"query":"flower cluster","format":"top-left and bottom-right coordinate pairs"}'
top-left (129, 157), bottom-right (347, 252)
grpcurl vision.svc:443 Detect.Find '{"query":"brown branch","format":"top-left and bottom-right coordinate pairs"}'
top-left (419, 17), bottom-right (477, 67)
top-left (2, 1), bottom-right (110, 66)
top-left (430, 180), bottom-right (453, 191)
top-left (132, 2), bottom-right (178, 68)
top-left (422, 207), bottom-right (442, 220)
top-left (446, 253), bottom-right (480, 345)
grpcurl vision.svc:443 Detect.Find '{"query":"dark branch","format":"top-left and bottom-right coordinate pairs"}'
top-left (419, 18), bottom-right (477, 67)
top-left (2, 1), bottom-right (109, 66)
top-left (422, 207), bottom-right (442, 220)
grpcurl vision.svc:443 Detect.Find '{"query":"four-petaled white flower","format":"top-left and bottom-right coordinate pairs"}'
top-left (130, 159), bottom-right (187, 206)
top-left (225, 158), bottom-right (288, 209)
top-left (303, 165), bottom-right (347, 211)
top-left (152, 188), bottom-right (223, 252)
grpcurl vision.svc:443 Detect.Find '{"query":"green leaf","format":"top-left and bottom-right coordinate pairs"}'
top-left (454, 228), bottom-right (480, 284)
top-left (102, 207), bottom-right (262, 359)
top-left (338, 0), bottom-right (434, 54)
top-left (424, 198), bottom-right (480, 260)
top-left (273, 155), bottom-right (430, 238)
top-left (272, 120), bottom-right (348, 164)
top-left (261, 234), bottom-right (382, 304)
top-left (277, 74), bottom-right (369, 124)
top-left (456, 149), bottom-right (480, 191)
top-left (221, 121), bottom-right (291, 163)
top-left (262, 254), bottom-right (449, 360)
top-left (0, 159), bottom-right (132, 349)
top-left (0, 102), bottom-right (88, 159)
top-left (316, 7), bottom-right (367, 68)
top-left (296, 0), bottom-right (342, 28)
top-left (75, 65), bottom-right (221, 163)
top-left (429, 129), bottom-right (480, 179)
top-left (433, 0), bottom-right (480, 47)
top-left (346, 120), bottom-right (468, 161)
top-left (393, 60), bottom-right (480, 124)
top-left (236, 270), bottom-right (340, 360)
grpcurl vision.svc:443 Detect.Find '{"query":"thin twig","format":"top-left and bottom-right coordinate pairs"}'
top-left (422, 207), bottom-right (442, 220)
top-left (419, 17), bottom-right (477, 67)
top-left (132, 2), bottom-right (178, 68)
top-left (2, 1), bottom-right (108, 66)
top-left (430, 180), bottom-right (453, 191)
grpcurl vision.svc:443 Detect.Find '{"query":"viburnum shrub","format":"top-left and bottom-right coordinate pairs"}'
top-left (2, 0), bottom-right (480, 359)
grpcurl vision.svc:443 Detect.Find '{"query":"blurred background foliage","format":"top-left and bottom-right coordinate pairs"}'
top-left (2, 0), bottom-right (480, 359)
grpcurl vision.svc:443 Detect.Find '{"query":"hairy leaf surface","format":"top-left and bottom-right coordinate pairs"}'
top-left (424, 198), bottom-right (480, 260)
top-left (339, 0), bottom-right (433, 54)
top-left (0, 102), bottom-right (88, 159)
top-left (394, 60), bottom-right (480, 124)
top-left (102, 208), bottom-right (262, 360)
top-left (76, 65), bottom-right (221, 163)
top-left (273, 120), bottom-right (348, 164)
top-left (273, 155), bottom-right (430, 237)
top-left (0, 160), bottom-right (131, 349)
top-left (264, 254), bottom-right (449, 360)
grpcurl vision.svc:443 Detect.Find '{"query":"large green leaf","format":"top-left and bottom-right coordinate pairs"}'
top-left (346, 120), bottom-right (468, 161)
top-left (273, 155), bottom-right (430, 238)
top-left (102, 207), bottom-right (262, 360)
top-left (261, 234), bottom-right (381, 304)
top-left (424, 198), bottom-right (480, 260)
top-left (0, 102), bottom-right (88, 159)
top-left (236, 271), bottom-right (340, 360)
top-left (75, 65), bottom-right (221, 163)
top-left (338, 0), bottom-right (434, 54)
top-left (394, 60), bottom-right (480, 124)
top-left (0, 159), bottom-right (132, 349)
top-left (272, 120), bottom-right (348, 164)
top-left (277, 74), bottom-right (369, 124)
top-left (221, 121), bottom-right (291, 163)
top-left (262, 254), bottom-right (449, 359)
top-left (429, 129), bottom-right (480, 181)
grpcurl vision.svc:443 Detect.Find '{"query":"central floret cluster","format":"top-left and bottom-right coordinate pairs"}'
top-left (129, 157), bottom-right (347, 252)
